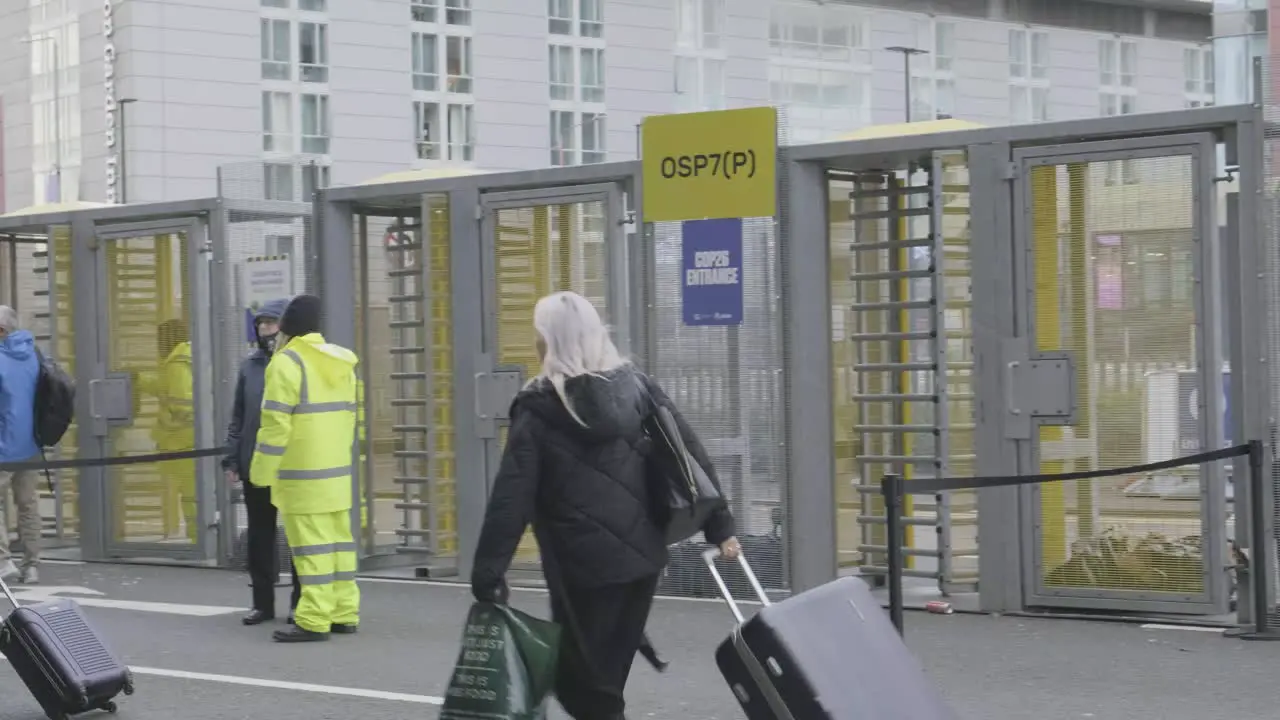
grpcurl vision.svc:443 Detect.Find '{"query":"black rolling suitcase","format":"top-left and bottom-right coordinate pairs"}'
top-left (0, 576), bottom-right (133, 719)
top-left (704, 550), bottom-right (958, 720)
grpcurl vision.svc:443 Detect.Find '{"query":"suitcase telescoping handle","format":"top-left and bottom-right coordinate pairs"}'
top-left (702, 548), bottom-right (771, 623)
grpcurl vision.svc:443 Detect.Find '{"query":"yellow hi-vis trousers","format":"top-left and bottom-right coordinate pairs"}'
top-left (282, 510), bottom-right (360, 633)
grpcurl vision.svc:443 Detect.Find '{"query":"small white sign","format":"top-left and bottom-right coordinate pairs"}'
top-left (241, 256), bottom-right (293, 312)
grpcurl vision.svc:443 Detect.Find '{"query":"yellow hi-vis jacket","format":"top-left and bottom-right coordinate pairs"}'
top-left (250, 333), bottom-right (359, 516)
top-left (154, 342), bottom-right (194, 451)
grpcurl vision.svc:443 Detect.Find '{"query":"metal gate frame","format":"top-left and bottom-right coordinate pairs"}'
top-left (315, 163), bottom-right (642, 578)
top-left (1006, 134), bottom-right (1228, 614)
top-left (780, 104), bottom-right (1270, 613)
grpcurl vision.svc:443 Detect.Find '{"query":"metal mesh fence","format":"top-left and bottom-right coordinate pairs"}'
top-left (650, 115), bottom-right (789, 599)
top-left (214, 160), bottom-right (315, 564)
top-left (1025, 156), bottom-right (1210, 603)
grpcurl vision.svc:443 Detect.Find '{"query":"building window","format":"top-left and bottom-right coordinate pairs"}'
top-left (414, 101), bottom-right (440, 159)
top-left (412, 0), bottom-right (437, 23)
top-left (768, 3), bottom-right (871, 138)
top-left (580, 0), bottom-right (603, 38)
top-left (446, 103), bottom-right (475, 161)
top-left (581, 112), bottom-right (606, 164)
top-left (261, 19), bottom-right (291, 80)
top-left (580, 48), bottom-right (605, 103)
top-left (412, 33), bottom-right (439, 91)
top-left (677, 0), bottom-right (724, 51)
top-left (675, 0), bottom-right (726, 111)
top-left (549, 45), bottom-right (574, 100)
top-left (264, 163), bottom-right (295, 201)
top-left (301, 164), bottom-right (330, 199)
top-left (1009, 28), bottom-right (1049, 123)
top-left (299, 0), bottom-right (325, 10)
top-left (446, 0), bottom-right (471, 26)
top-left (1098, 37), bottom-right (1139, 185)
top-left (300, 93), bottom-right (330, 154)
top-left (262, 91), bottom-right (293, 152)
top-left (446, 36), bottom-right (473, 93)
top-left (549, 0), bottom-right (572, 35)
top-left (550, 110), bottom-right (605, 165)
top-left (262, 0), bottom-right (287, 7)
top-left (1184, 46), bottom-right (1214, 108)
top-left (299, 22), bottom-right (329, 83)
top-left (910, 19), bottom-right (955, 121)
top-left (675, 56), bottom-right (726, 112)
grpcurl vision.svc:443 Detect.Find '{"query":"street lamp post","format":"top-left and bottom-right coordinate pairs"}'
top-left (886, 46), bottom-right (929, 123)
top-left (22, 35), bottom-right (62, 202)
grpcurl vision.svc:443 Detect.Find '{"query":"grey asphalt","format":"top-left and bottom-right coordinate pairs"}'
top-left (0, 562), bottom-right (1271, 720)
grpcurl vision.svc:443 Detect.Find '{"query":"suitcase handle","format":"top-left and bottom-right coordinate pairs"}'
top-left (702, 548), bottom-right (771, 623)
top-left (0, 575), bottom-right (20, 610)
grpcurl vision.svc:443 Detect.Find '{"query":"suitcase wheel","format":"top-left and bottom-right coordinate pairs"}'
top-left (101, 701), bottom-right (117, 714)
top-left (123, 681), bottom-right (135, 696)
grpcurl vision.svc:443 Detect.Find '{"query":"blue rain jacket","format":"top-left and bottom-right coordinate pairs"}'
top-left (0, 330), bottom-right (41, 463)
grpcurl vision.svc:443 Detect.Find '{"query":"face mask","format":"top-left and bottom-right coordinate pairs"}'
top-left (257, 332), bottom-right (278, 355)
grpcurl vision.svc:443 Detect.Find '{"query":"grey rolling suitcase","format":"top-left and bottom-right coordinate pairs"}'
top-left (705, 549), bottom-right (959, 720)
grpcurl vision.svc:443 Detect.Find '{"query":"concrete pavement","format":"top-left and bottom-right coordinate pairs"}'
top-left (0, 562), bottom-right (1270, 719)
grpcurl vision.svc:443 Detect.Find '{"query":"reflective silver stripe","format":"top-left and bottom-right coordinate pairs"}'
top-left (294, 401), bottom-right (358, 414)
top-left (169, 399), bottom-right (194, 406)
top-left (255, 443), bottom-right (286, 456)
top-left (334, 541), bottom-right (357, 554)
top-left (277, 465), bottom-right (352, 481)
top-left (293, 543), bottom-right (333, 557)
top-left (298, 573), bottom-right (333, 586)
top-left (334, 570), bottom-right (357, 582)
top-left (281, 349), bottom-right (308, 404)
top-left (262, 399), bottom-right (295, 414)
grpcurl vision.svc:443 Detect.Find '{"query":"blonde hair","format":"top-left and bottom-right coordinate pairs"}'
top-left (531, 291), bottom-right (627, 426)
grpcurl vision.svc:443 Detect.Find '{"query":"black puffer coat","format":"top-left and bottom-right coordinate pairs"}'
top-left (470, 365), bottom-right (735, 595)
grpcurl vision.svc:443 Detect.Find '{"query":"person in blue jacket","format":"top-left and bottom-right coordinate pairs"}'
top-left (223, 300), bottom-right (301, 625)
top-left (0, 306), bottom-right (43, 584)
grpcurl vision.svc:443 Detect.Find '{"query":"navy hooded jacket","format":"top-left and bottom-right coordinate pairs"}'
top-left (222, 299), bottom-right (289, 482)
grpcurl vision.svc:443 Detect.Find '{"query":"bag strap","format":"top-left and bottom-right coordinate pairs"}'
top-left (32, 350), bottom-right (54, 495)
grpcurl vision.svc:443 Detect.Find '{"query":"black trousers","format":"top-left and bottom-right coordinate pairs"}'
top-left (550, 574), bottom-right (659, 720)
top-left (243, 481), bottom-right (301, 614)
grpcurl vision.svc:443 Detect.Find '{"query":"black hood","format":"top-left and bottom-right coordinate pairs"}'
top-left (515, 365), bottom-right (647, 443)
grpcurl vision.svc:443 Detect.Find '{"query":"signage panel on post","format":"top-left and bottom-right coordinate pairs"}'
top-left (681, 218), bottom-right (743, 326)
top-left (240, 255), bottom-right (293, 342)
top-left (641, 107), bottom-right (778, 223)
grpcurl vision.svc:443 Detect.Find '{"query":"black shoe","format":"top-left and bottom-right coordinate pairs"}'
top-left (242, 609), bottom-right (274, 626)
top-left (330, 623), bottom-right (358, 635)
top-left (272, 626), bottom-right (328, 643)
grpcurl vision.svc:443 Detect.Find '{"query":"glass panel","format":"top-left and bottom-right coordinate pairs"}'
top-left (446, 103), bottom-right (473, 161)
top-left (412, 0), bottom-right (437, 23)
top-left (299, 22), bottom-right (328, 83)
top-left (446, 0), bottom-right (471, 25)
top-left (106, 233), bottom-right (195, 545)
top-left (1030, 32), bottom-right (1049, 79)
top-left (581, 112), bottom-right (605, 163)
top-left (412, 33), bottom-right (439, 91)
top-left (675, 0), bottom-right (697, 47)
top-left (580, 0), bottom-right (603, 38)
top-left (703, 58), bottom-right (725, 110)
top-left (580, 48), bottom-right (605, 102)
top-left (549, 45), bottom-right (574, 100)
top-left (1099, 39), bottom-right (1116, 85)
top-left (1009, 29), bottom-right (1026, 78)
top-left (1119, 41), bottom-right (1136, 87)
top-left (301, 94), bottom-right (329, 154)
top-left (549, 110), bottom-right (575, 165)
top-left (415, 101), bottom-right (440, 159)
top-left (701, 0), bottom-right (722, 49)
top-left (447, 36), bottom-right (473, 93)
top-left (549, 0), bottom-right (572, 35)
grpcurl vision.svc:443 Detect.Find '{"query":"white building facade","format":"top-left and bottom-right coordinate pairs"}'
top-left (0, 0), bottom-right (1213, 210)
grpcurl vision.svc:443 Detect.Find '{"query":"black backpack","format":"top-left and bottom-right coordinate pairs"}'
top-left (33, 350), bottom-right (75, 448)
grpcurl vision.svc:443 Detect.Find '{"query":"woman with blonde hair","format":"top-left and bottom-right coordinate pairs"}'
top-left (470, 291), bottom-right (739, 720)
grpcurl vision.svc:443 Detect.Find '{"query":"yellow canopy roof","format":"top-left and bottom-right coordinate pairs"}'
top-left (0, 200), bottom-right (111, 218)
top-left (358, 166), bottom-right (492, 186)
top-left (835, 118), bottom-right (985, 141)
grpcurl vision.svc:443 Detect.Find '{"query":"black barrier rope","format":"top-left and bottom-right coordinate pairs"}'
top-left (0, 447), bottom-right (227, 474)
top-left (880, 442), bottom-right (1258, 637)
top-left (891, 444), bottom-right (1250, 496)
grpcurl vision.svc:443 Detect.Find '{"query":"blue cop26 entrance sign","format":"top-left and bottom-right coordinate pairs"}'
top-left (682, 218), bottom-right (744, 326)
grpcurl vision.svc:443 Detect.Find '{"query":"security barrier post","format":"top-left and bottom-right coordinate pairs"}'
top-left (882, 473), bottom-right (905, 635)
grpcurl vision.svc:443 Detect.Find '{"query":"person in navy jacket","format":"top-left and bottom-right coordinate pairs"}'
top-left (223, 299), bottom-right (301, 625)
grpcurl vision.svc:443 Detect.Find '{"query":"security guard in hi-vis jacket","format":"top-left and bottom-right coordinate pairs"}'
top-left (249, 295), bottom-right (362, 643)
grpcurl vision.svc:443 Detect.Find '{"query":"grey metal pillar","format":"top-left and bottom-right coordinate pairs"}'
top-left (315, 195), bottom-right (356, 349)
top-left (967, 142), bottom-right (1024, 613)
top-left (451, 186), bottom-right (487, 581)
top-left (783, 158), bottom-right (836, 592)
top-left (71, 217), bottom-right (106, 560)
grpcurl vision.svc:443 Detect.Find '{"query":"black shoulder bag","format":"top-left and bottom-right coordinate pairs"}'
top-left (635, 376), bottom-right (724, 545)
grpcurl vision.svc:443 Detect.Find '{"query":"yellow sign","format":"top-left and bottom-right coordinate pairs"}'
top-left (641, 107), bottom-right (778, 223)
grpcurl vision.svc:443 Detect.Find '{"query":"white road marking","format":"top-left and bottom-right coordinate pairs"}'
top-left (11, 586), bottom-right (241, 617)
top-left (357, 576), bottom-right (765, 606)
top-left (0, 658), bottom-right (443, 705)
top-left (1140, 623), bottom-right (1225, 633)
